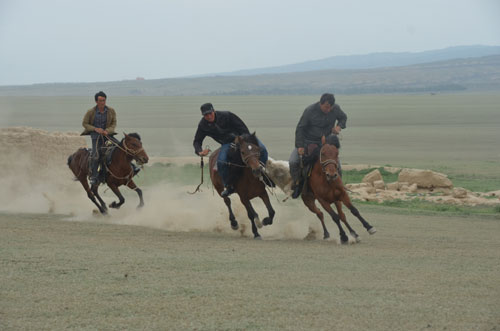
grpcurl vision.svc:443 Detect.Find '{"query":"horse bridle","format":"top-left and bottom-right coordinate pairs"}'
top-left (319, 145), bottom-right (338, 173)
top-left (122, 138), bottom-right (144, 157)
top-left (240, 143), bottom-right (261, 165)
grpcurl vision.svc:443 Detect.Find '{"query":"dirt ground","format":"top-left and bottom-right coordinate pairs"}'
top-left (1, 210), bottom-right (499, 330)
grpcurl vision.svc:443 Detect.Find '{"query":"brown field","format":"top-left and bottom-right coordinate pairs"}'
top-left (1, 209), bottom-right (499, 330)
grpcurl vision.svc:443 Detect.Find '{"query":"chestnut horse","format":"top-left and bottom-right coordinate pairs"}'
top-left (301, 135), bottom-right (376, 243)
top-left (209, 133), bottom-right (275, 239)
top-left (67, 133), bottom-right (149, 214)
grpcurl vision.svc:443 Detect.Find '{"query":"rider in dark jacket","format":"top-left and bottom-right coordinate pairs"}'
top-left (289, 93), bottom-right (347, 199)
top-left (193, 103), bottom-right (269, 197)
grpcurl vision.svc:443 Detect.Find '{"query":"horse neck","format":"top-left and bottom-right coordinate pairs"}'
top-left (111, 143), bottom-right (133, 169)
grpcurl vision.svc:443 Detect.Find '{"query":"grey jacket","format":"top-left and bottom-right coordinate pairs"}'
top-left (294, 102), bottom-right (347, 148)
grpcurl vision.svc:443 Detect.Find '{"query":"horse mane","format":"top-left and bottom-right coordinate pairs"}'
top-left (240, 132), bottom-right (259, 146)
top-left (325, 134), bottom-right (340, 149)
top-left (120, 132), bottom-right (141, 144)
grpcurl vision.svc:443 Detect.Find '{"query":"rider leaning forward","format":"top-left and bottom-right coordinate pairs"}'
top-left (193, 102), bottom-right (270, 197)
top-left (289, 93), bottom-right (347, 199)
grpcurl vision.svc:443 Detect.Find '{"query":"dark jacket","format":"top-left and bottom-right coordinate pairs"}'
top-left (295, 102), bottom-right (347, 148)
top-left (193, 111), bottom-right (250, 155)
top-left (81, 106), bottom-right (117, 135)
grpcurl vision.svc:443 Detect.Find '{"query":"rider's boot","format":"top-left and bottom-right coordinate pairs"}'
top-left (221, 185), bottom-right (235, 198)
top-left (89, 157), bottom-right (99, 186)
top-left (291, 179), bottom-right (303, 199)
top-left (131, 162), bottom-right (141, 176)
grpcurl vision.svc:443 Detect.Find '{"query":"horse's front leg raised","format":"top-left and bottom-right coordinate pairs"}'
top-left (108, 184), bottom-right (125, 209)
top-left (341, 194), bottom-right (376, 235)
top-left (239, 197), bottom-right (262, 239)
top-left (334, 201), bottom-right (360, 242)
top-left (259, 191), bottom-right (275, 226)
top-left (127, 180), bottom-right (144, 209)
top-left (317, 198), bottom-right (349, 244)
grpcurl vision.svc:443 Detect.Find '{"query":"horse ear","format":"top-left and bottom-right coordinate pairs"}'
top-left (252, 131), bottom-right (256, 136)
top-left (123, 132), bottom-right (128, 138)
top-left (321, 135), bottom-right (326, 145)
top-left (234, 136), bottom-right (240, 144)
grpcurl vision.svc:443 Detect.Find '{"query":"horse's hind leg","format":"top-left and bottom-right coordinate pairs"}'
top-left (127, 180), bottom-right (144, 209)
top-left (317, 198), bottom-right (349, 244)
top-left (223, 196), bottom-right (238, 230)
top-left (240, 198), bottom-right (261, 239)
top-left (302, 194), bottom-right (329, 239)
top-left (91, 184), bottom-right (108, 214)
top-left (108, 184), bottom-right (125, 209)
top-left (334, 201), bottom-right (360, 242)
top-left (260, 192), bottom-right (275, 226)
top-left (342, 195), bottom-right (376, 234)
top-left (80, 179), bottom-right (107, 214)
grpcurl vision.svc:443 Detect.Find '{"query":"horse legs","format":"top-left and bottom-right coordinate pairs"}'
top-left (239, 198), bottom-right (262, 239)
top-left (341, 194), bottom-right (376, 235)
top-left (108, 184), bottom-right (125, 209)
top-left (91, 184), bottom-right (108, 214)
top-left (223, 196), bottom-right (239, 230)
top-left (80, 179), bottom-right (107, 214)
top-left (302, 194), bottom-right (329, 239)
top-left (127, 180), bottom-right (144, 209)
top-left (317, 198), bottom-right (349, 244)
top-left (334, 201), bottom-right (360, 242)
top-left (259, 191), bottom-right (275, 226)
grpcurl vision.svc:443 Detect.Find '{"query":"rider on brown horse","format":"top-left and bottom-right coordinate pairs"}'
top-left (193, 103), bottom-right (273, 197)
top-left (289, 93), bottom-right (347, 199)
top-left (81, 91), bottom-right (139, 186)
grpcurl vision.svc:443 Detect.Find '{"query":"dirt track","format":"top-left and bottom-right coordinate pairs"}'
top-left (1, 210), bottom-right (499, 330)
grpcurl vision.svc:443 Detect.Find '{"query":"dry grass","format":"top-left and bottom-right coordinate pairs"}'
top-left (1, 210), bottom-right (499, 330)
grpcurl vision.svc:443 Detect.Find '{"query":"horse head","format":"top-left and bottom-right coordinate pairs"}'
top-left (235, 132), bottom-right (262, 178)
top-left (122, 132), bottom-right (149, 165)
top-left (320, 135), bottom-right (340, 182)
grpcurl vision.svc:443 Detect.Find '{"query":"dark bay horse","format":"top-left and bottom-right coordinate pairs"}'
top-left (301, 135), bottom-right (376, 243)
top-left (67, 133), bottom-right (149, 214)
top-left (209, 132), bottom-right (275, 239)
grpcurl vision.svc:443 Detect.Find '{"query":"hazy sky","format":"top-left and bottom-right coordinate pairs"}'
top-left (1, 0), bottom-right (499, 85)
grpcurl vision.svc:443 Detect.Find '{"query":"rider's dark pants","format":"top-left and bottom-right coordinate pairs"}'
top-left (217, 139), bottom-right (268, 187)
top-left (90, 135), bottom-right (107, 181)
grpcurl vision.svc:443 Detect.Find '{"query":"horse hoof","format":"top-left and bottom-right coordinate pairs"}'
top-left (368, 227), bottom-right (377, 235)
top-left (341, 237), bottom-right (349, 244)
top-left (254, 235), bottom-right (262, 240)
top-left (262, 217), bottom-right (272, 226)
top-left (137, 204), bottom-right (144, 209)
top-left (231, 222), bottom-right (239, 231)
top-left (355, 236), bottom-right (361, 243)
top-left (254, 217), bottom-right (263, 229)
top-left (323, 233), bottom-right (330, 240)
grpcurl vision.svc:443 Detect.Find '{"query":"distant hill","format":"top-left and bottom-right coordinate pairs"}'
top-left (1, 54), bottom-right (499, 96)
top-left (219, 45), bottom-right (500, 76)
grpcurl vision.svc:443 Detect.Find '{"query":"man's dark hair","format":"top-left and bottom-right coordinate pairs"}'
top-left (94, 91), bottom-right (107, 102)
top-left (320, 93), bottom-right (335, 105)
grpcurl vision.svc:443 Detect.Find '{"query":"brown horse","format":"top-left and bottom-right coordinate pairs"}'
top-left (301, 135), bottom-right (376, 243)
top-left (209, 133), bottom-right (275, 239)
top-left (67, 133), bottom-right (149, 214)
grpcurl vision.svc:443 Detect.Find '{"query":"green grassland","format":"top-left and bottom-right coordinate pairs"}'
top-left (1, 93), bottom-right (499, 183)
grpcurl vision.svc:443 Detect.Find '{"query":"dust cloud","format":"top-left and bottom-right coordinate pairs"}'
top-left (1, 127), bottom-right (330, 242)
